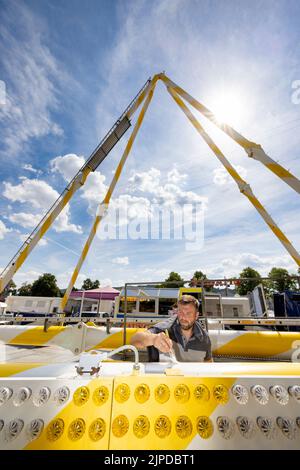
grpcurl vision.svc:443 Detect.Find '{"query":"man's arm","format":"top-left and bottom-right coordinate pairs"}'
top-left (204, 332), bottom-right (213, 362)
top-left (130, 330), bottom-right (173, 353)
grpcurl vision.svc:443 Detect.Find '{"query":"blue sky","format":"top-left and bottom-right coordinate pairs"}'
top-left (1, 0), bottom-right (300, 289)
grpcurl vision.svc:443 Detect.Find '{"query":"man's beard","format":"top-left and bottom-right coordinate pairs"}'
top-left (179, 320), bottom-right (194, 330)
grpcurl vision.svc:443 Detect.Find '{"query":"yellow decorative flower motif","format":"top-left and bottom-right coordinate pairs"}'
top-left (47, 418), bottom-right (64, 441)
top-left (115, 383), bottom-right (130, 403)
top-left (134, 384), bottom-right (150, 403)
top-left (112, 415), bottom-right (129, 437)
top-left (68, 418), bottom-right (86, 441)
top-left (175, 416), bottom-right (193, 438)
top-left (133, 415), bottom-right (150, 438)
top-left (213, 384), bottom-right (229, 404)
top-left (154, 415), bottom-right (171, 438)
top-left (196, 416), bottom-right (214, 439)
top-left (89, 418), bottom-right (106, 441)
top-left (155, 384), bottom-right (170, 404)
top-left (73, 386), bottom-right (90, 406)
top-left (174, 384), bottom-right (190, 403)
top-left (93, 386), bottom-right (109, 406)
top-left (194, 384), bottom-right (210, 401)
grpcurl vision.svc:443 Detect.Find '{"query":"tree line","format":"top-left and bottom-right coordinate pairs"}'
top-left (2, 266), bottom-right (300, 298)
top-left (2, 275), bottom-right (101, 298)
top-left (162, 266), bottom-right (300, 296)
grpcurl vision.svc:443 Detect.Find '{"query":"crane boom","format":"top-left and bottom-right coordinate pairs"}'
top-left (166, 86), bottom-right (300, 267)
top-left (161, 75), bottom-right (300, 195)
top-left (0, 78), bottom-right (152, 293)
top-left (1, 72), bottom-right (299, 297)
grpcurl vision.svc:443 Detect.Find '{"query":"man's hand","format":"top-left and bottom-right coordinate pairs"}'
top-left (152, 332), bottom-right (173, 353)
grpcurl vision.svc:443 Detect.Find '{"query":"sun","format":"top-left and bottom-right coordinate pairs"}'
top-left (209, 90), bottom-right (245, 127)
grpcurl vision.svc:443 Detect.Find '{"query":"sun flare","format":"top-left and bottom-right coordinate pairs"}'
top-left (209, 90), bottom-right (245, 127)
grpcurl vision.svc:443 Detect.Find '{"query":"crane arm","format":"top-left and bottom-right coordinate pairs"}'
top-left (0, 77), bottom-right (153, 293)
top-left (167, 85), bottom-right (300, 267)
top-left (60, 78), bottom-right (159, 311)
top-left (160, 75), bottom-right (300, 195)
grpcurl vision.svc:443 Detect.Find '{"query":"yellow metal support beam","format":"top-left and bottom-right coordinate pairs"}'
top-left (0, 167), bottom-right (91, 293)
top-left (166, 85), bottom-right (300, 267)
top-left (160, 75), bottom-right (300, 195)
top-left (60, 77), bottom-right (159, 311)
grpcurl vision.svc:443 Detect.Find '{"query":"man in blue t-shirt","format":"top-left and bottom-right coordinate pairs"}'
top-left (130, 294), bottom-right (212, 362)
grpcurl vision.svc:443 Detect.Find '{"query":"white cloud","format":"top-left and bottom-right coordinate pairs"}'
top-left (167, 168), bottom-right (187, 184)
top-left (213, 165), bottom-right (248, 186)
top-left (80, 172), bottom-right (108, 214)
top-left (50, 153), bottom-right (108, 215)
top-left (56, 271), bottom-right (87, 290)
top-left (100, 278), bottom-right (113, 288)
top-left (8, 212), bottom-right (42, 229)
top-left (22, 164), bottom-right (41, 175)
top-left (3, 177), bottom-right (58, 209)
top-left (128, 167), bottom-right (207, 207)
top-left (50, 154), bottom-right (85, 181)
top-left (55, 206), bottom-right (82, 234)
top-left (3, 177), bottom-right (82, 233)
top-left (0, 220), bottom-right (12, 239)
top-left (0, 2), bottom-right (65, 157)
top-left (154, 183), bottom-right (207, 207)
top-left (220, 252), bottom-right (297, 274)
top-left (128, 168), bottom-right (161, 193)
top-left (13, 270), bottom-right (42, 287)
top-left (112, 256), bottom-right (129, 265)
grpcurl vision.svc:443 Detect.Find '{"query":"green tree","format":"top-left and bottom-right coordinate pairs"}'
top-left (162, 272), bottom-right (185, 288)
top-left (189, 270), bottom-right (214, 292)
top-left (189, 270), bottom-right (207, 286)
top-left (31, 273), bottom-right (61, 297)
top-left (236, 267), bottom-right (261, 295)
top-left (81, 278), bottom-right (100, 290)
top-left (2, 280), bottom-right (17, 298)
top-left (268, 267), bottom-right (296, 293)
top-left (17, 282), bottom-right (33, 296)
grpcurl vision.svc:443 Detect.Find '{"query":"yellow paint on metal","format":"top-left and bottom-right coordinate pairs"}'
top-left (213, 331), bottom-right (300, 358)
top-left (0, 362), bottom-right (43, 377)
top-left (266, 163), bottom-right (295, 179)
top-left (8, 326), bottom-right (65, 346)
top-left (26, 377), bottom-right (113, 450)
top-left (109, 375), bottom-right (235, 450)
top-left (179, 287), bottom-right (202, 296)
